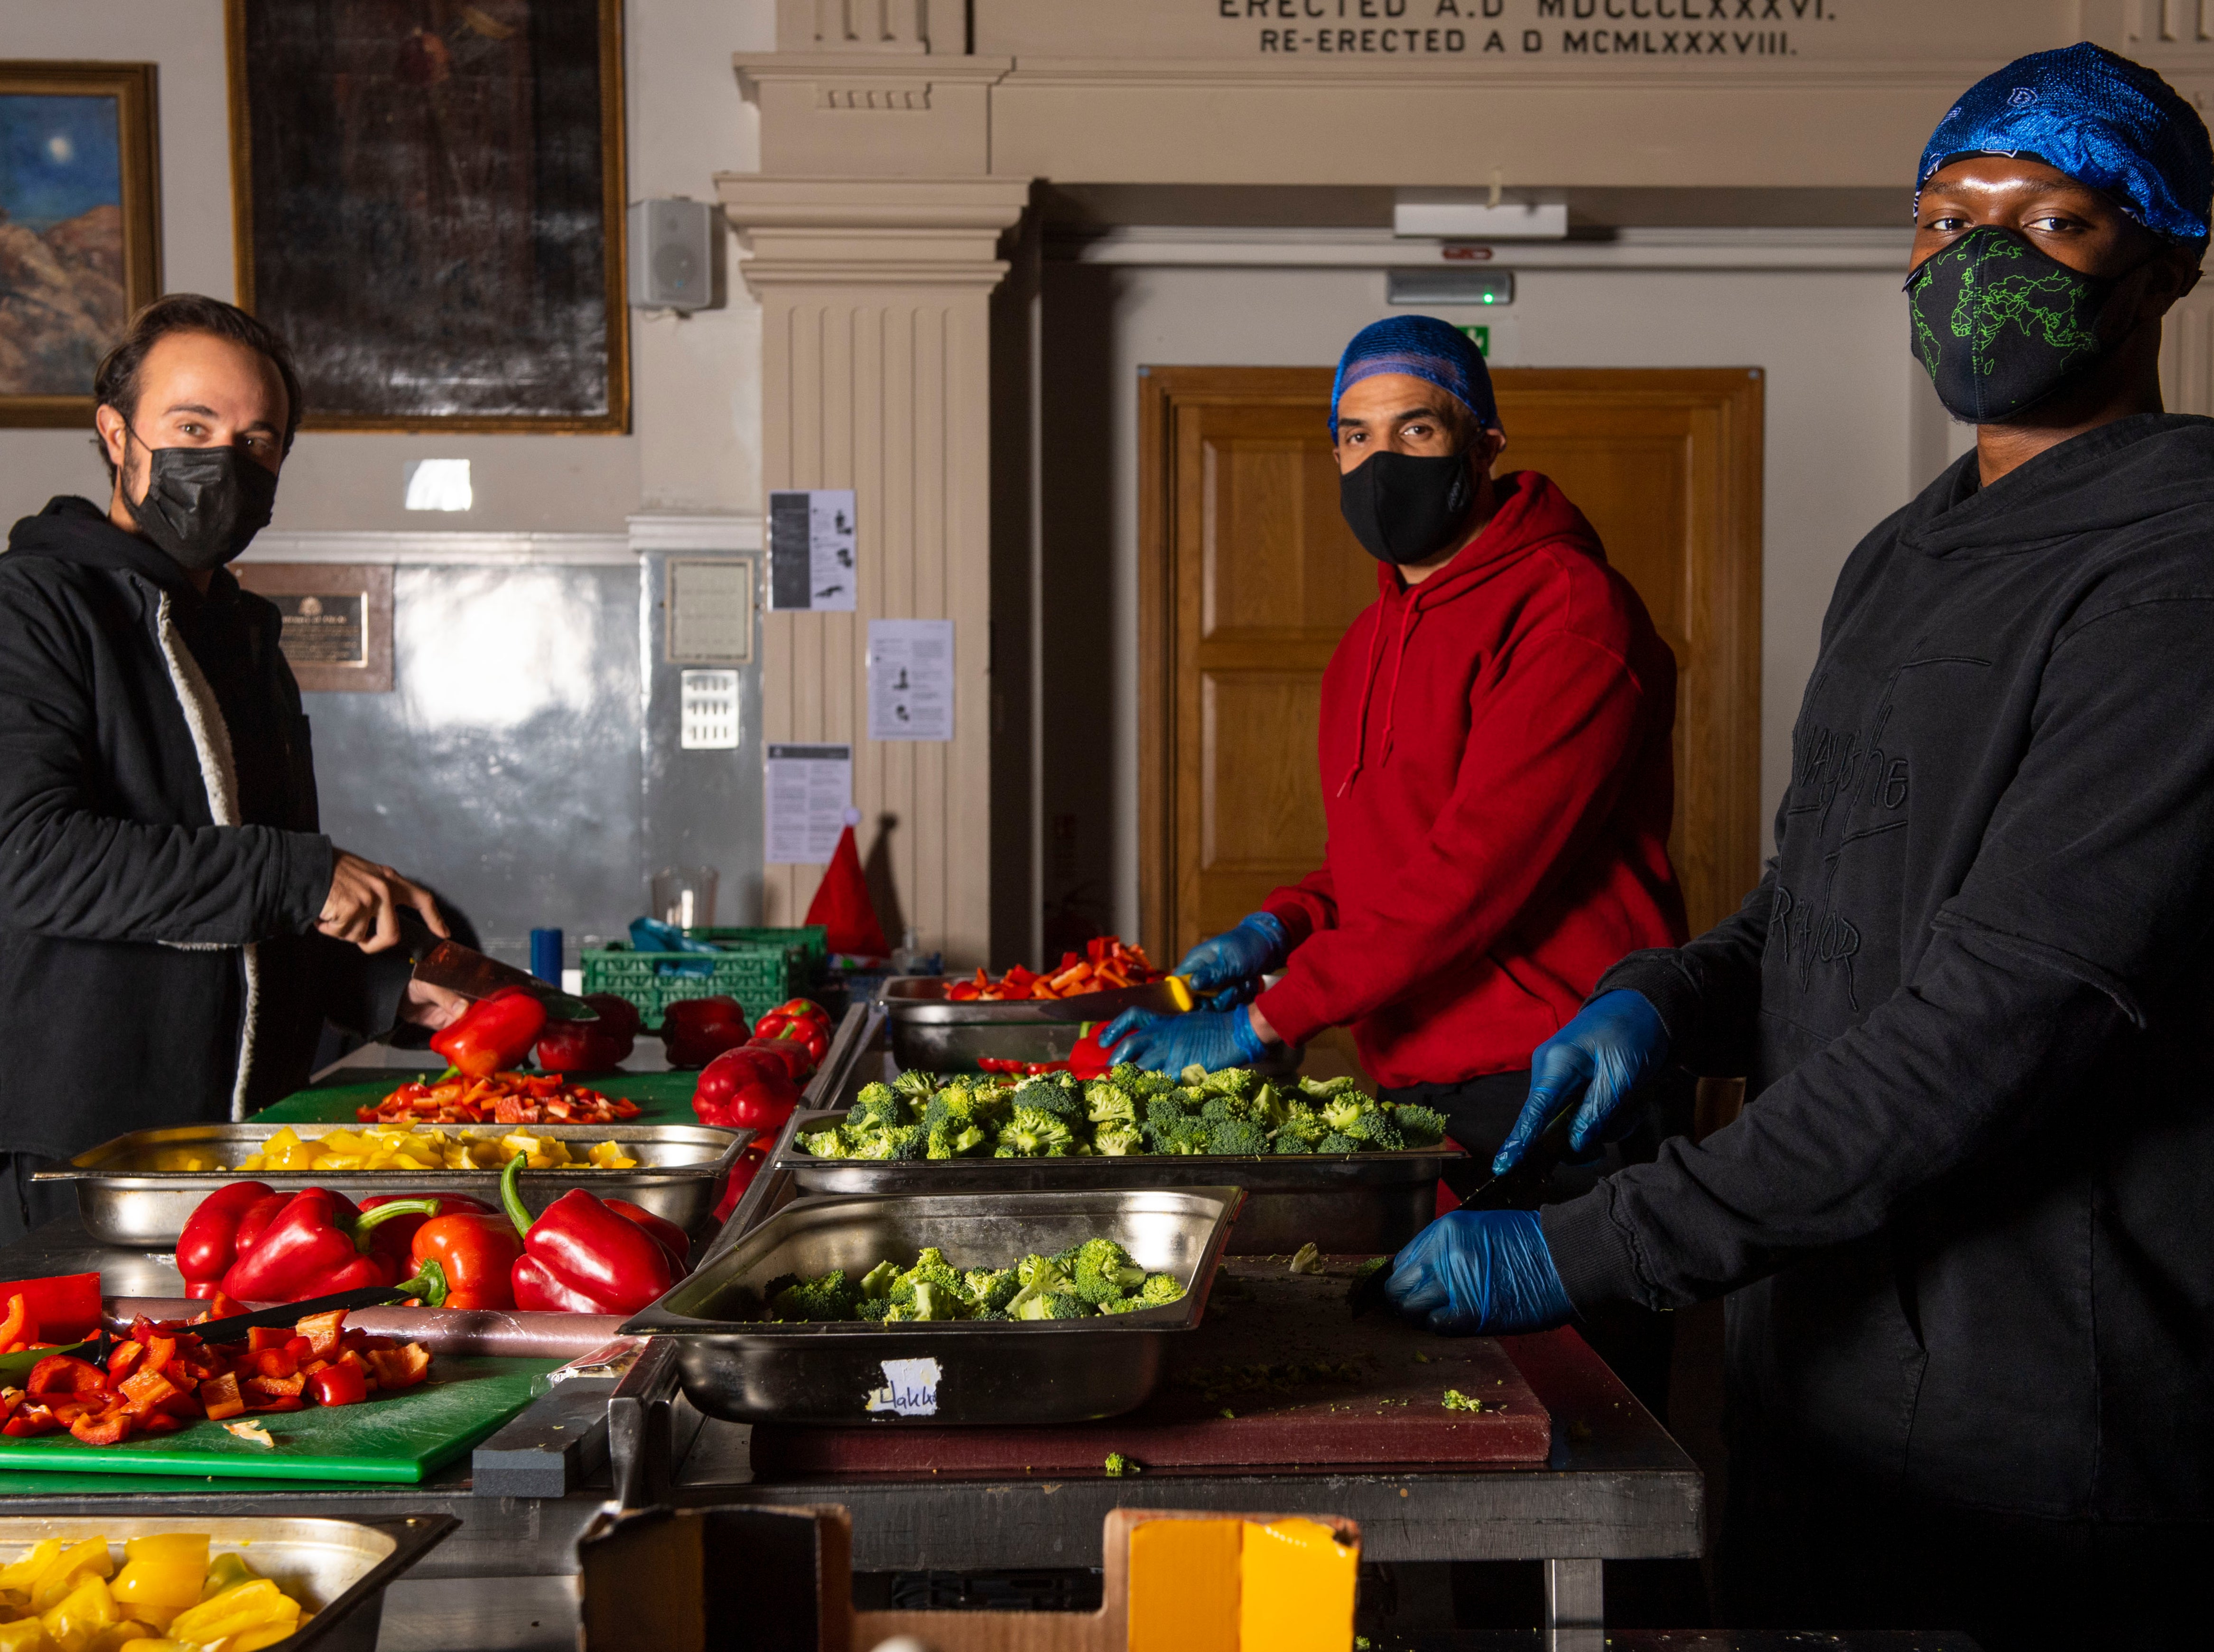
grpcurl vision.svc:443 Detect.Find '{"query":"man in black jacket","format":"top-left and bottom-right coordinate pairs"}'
top-left (0, 295), bottom-right (458, 1244)
top-left (1380, 46), bottom-right (2214, 1650)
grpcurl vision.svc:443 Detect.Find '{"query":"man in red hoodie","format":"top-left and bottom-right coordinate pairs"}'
top-left (1104, 315), bottom-right (1687, 1392)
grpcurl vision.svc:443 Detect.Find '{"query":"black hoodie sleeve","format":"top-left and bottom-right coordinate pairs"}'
top-left (1543, 594), bottom-right (2214, 1311)
top-left (0, 571), bottom-right (334, 946)
top-left (1592, 865), bottom-right (1777, 1078)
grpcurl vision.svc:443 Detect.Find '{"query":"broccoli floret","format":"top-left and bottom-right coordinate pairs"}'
top-left (1130, 1068), bottom-right (1178, 1100)
top-left (1012, 1077), bottom-right (1083, 1123)
top-left (1084, 1080), bottom-right (1138, 1127)
top-left (851, 1082), bottom-right (910, 1129)
top-left (844, 1129), bottom-right (899, 1160)
top-left (1097, 1296), bottom-right (1149, 1315)
top-left (1071, 1239), bottom-right (1149, 1305)
top-left (1205, 1118), bottom-right (1271, 1157)
top-left (1299, 1075), bottom-right (1364, 1102)
top-left (1145, 1117), bottom-right (1209, 1156)
top-left (889, 1069), bottom-right (936, 1100)
top-left (1104, 1451), bottom-right (1139, 1476)
top-left (926, 1117), bottom-right (993, 1158)
top-left (1108, 1062), bottom-right (1144, 1087)
top-left (797, 1127), bottom-right (851, 1159)
top-left (1317, 1093), bottom-right (1369, 1134)
top-left (1144, 1092), bottom-right (1195, 1130)
top-left (884, 1278), bottom-right (962, 1322)
top-left (1386, 1101), bottom-right (1449, 1148)
top-left (851, 1295), bottom-right (897, 1322)
top-left (961, 1267), bottom-right (1021, 1314)
top-left (1347, 1112), bottom-right (1405, 1151)
top-left (1317, 1132), bottom-right (1362, 1154)
top-left (1274, 1111), bottom-right (1326, 1153)
top-left (995, 1106), bottom-right (1077, 1156)
top-left (1014, 1290), bottom-right (1091, 1321)
top-left (1006, 1253), bottom-right (1077, 1317)
top-left (1273, 1129), bottom-right (1318, 1154)
top-left (1093, 1123), bottom-right (1144, 1157)
top-left (859, 1259), bottom-right (902, 1299)
top-left (1137, 1273), bottom-right (1186, 1307)
top-left (886, 1123), bottom-right (930, 1160)
top-left (770, 1269), bottom-right (857, 1322)
top-left (1199, 1067), bottom-right (1259, 1099)
top-left (1180, 1065), bottom-right (1210, 1087)
top-left (888, 1247), bottom-right (962, 1307)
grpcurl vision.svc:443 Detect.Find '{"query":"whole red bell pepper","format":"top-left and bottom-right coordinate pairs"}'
top-left (409, 1211), bottom-right (524, 1310)
top-left (712, 1145), bottom-right (768, 1223)
top-left (219, 1188), bottom-right (444, 1303)
top-left (178, 1181), bottom-right (288, 1300)
top-left (500, 1154), bottom-right (678, 1315)
top-left (357, 1192), bottom-right (494, 1269)
top-left (739, 1031), bottom-right (817, 1083)
top-left (692, 1047), bottom-right (802, 1134)
top-left (431, 987), bottom-right (548, 1079)
top-left (754, 1000), bottom-right (832, 1065)
top-left (536, 993), bottom-right (641, 1074)
top-left (660, 995), bottom-right (751, 1069)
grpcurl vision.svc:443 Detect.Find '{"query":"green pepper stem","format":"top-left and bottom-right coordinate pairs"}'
top-left (499, 1152), bottom-right (534, 1242)
top-left (393, 1259), bottom-right (449, 1309)
top-left (350, 1199), bottom-right (442, 1253)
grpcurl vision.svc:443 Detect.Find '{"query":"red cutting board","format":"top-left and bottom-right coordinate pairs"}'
top-left (751, 1259), bottom-right (1550, 1478)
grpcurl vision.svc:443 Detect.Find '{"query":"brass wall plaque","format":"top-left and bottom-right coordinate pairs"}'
top-left (234, 563), bottom-right (393, 692)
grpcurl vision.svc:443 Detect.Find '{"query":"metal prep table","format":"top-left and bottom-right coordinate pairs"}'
top-left (0, 1008), bottom-right (1702, 1651)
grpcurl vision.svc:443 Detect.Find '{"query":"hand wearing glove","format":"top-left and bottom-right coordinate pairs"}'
top-left (1098, 1003), bottom-right (1269, 1076)
top-left (1382, 1208), bottom-right (1576, 1336)
top-left (1172, 911), bottom-right (1290, 1012)
top-left (1491, 989), bottom-right (1669, 1176)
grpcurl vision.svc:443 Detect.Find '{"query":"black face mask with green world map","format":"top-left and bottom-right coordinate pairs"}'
top-left (1906, 225), bottom-right (2122, 424)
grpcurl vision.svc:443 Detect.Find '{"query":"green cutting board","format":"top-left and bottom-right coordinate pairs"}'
top-left (0, 1356), bottom-right (562, 1484)
top-left (253, 1070), bottom-right (702, 1126)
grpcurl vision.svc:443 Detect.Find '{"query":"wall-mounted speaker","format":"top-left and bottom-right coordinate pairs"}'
top-left (628, 198), bottom-right (715, 311)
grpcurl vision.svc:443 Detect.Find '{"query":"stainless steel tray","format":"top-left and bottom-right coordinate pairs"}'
top-left (37, 1123), bottom-right (752, 1248)
top-left (881, 974), bottom-right (1147, 1071)
top-left (772, 1107), bottom-right (1456, 1255)
top-left (0, 1513), bottom-right (456, 1652)
top-left (622, 1185), bottom-right (1243, 1425)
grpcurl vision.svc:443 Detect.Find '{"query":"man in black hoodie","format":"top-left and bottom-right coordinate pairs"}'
top-left (0, 295), bottom-right (458, 1244)
top-left (1379, 46), bottom-right (2214, 1650)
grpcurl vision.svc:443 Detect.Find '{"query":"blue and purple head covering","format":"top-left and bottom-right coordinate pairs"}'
top-left (1329, 316), bottom-right (1499, 439)
top-left (1918, 42), bottom-right (2213, 250)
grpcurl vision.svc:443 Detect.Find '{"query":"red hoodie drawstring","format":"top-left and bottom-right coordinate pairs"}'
top-left (1336, 590), bottom-right (1421, 796)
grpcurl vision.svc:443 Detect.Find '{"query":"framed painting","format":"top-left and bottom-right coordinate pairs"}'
top-left (225, 0), bottom-right (629, 433)
top-left (0, 62), bottom-right (161, 428)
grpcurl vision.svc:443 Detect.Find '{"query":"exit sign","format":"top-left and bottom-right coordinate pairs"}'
top-left (1458, 324), bottom-right (1490, 357)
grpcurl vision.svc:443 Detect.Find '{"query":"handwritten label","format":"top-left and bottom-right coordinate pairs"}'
top-left (865, 1356), bottom-right (943, 1417)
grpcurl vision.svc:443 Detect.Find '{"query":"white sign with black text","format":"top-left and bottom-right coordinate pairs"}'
top-left (767, 489), bottom-right (858, 612)
top-left (765, 742), bottom-right (853, 864)
top-left (866, 619), bottom-right (954, 743)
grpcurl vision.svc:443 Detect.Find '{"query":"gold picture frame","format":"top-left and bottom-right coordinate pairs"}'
top-left (223, 0), bottom-right (629, 434)
top-left (0, 61), bottom-right (162, 429)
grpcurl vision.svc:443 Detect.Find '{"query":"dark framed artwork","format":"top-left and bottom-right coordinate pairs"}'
top-left (225, 0), bottom-right (629, 432)
top-left (0, 62), bottom-right (161, 428)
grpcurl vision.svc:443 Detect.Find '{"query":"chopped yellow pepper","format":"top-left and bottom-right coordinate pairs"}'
top-left (108, 1538), bottom-right (205, 1631)
top-left (31, 1547), bottom-right (112, 1615)
top-left (0, 1617), bottom-right (55, 1652)
top-left (165, 1581), bottom-right (298, 1652)
top-left (39, 1574), bottom-right (120, 1652)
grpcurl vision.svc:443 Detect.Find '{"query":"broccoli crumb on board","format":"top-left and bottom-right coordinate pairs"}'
top-left (1288, 1242), bottom-right (1325, 1274)
top-left (749, 1237), bottom-right (1185, 1323)
top-left (797, 1067), bottom-right (1449, 1160)
top-left (1442, 1389), bottom-right (1487, 1413)
top-left (1104, 1452), bottom-right (1139, 1477)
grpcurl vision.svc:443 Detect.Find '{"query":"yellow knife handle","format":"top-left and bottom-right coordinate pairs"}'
top-left (1165, 975), bottom-right (1195, 1013)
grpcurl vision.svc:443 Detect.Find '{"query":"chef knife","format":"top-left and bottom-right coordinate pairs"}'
top-left (1348, 1103), bottom-right (1582, 1319)
top-left (163, 1281), bottom-right (444, 1348)
top-left (398, 909), bottom-right (597, 1021)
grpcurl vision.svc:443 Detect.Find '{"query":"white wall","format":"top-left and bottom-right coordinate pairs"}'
top-left (0, 0), bottom-right (773, 532)
top-left (1066, 256), bottom-right (1938, 937)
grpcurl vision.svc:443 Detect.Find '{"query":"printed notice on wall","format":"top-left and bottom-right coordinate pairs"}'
top-left (767, 489), bottom-right (857, 612)
top-left (765, 743), bottom-right (852, 864)
top-left (867, 619), bottom-right (953, 742)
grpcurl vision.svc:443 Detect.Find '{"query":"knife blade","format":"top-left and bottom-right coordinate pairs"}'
top-left (168, 1283), bottom-right (431, 1347)
top-left (400, 910), bottom-right (596, 1020)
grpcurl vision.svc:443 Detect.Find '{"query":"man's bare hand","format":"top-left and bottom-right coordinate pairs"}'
top-left (319, 850), bottom-right (449, 954)
top-left (400, 978), bottom-right (470, 1030)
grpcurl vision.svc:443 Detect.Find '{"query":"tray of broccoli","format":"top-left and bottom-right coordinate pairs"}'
top-left (768, 1064), bottom-right (1463, 1255)
top-left (621, 1186), bottom-right (1242, 1425)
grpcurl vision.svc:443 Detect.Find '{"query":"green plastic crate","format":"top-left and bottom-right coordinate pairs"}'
top-left (581, 940), bottom-right (803, 1028)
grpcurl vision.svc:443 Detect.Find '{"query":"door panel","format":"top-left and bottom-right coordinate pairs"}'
top-left (1141, 365), bottom-right (1763, 969)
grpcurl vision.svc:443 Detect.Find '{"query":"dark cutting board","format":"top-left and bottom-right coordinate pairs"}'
top-left (254, 1070), bottom-right (702, 1126)
top-left (0, 1356), bottom-right (561, 1484)
top-left (750, 1259), bottom-right (1550, 1478)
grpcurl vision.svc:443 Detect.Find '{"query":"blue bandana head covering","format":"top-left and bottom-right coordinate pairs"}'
top-left (1329, 316), bottom-right (1499, 439)
top-left (1918, 43), bottom-right (2213, 250)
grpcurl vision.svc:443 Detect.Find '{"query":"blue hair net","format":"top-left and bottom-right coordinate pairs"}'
top-left (1919, 43), bottom-right (2212, 250)
top-left (1330, 316), bottom-right (1498, 438)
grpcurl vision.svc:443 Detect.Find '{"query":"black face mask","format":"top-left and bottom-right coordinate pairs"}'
top-left (124, 434), bottom-right (279, 573)
top-left (1906, 225), bottom-right (2123, 423)
top-left (1338, 447), bottom-right (1475, 566)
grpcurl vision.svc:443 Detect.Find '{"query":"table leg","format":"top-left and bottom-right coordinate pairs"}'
top-left (1543, 1557), bottom-right (1604, 1652)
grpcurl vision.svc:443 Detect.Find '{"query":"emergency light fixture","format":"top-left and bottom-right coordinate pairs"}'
top-left (1388, 270), bottom-right (1516, 307)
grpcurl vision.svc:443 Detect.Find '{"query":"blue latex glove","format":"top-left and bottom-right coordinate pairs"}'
top-left (1098, 1003), bottom-right (1268, 1075)
top-left (1172, 911), bottom-right (1290, 1012)
top-left (1382, 1208), bottom-right (1576, 1335)
top-left (1492, 989), bottom-right (1669, 1175)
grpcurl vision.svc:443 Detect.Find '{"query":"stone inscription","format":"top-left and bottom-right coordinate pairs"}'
top-left (1228, 0), bottom-right (1829, 55)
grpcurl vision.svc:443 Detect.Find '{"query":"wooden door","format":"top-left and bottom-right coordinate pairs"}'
top-left (1137, 365), bottom-right (1763, 965)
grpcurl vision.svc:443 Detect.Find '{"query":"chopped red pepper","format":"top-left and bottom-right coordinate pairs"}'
top-left (27, 1355), bottom-right (112, 1401)
top-left (307, 1363), bottom-right (368, 1406)
top-left (430, 987), bottom-right (549, 1080)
